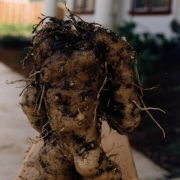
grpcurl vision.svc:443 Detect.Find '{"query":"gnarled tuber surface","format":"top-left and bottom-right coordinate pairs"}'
top-left (17, 14), bottom-right (140, 180)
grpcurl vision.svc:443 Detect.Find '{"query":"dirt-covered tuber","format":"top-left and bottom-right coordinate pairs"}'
top-left (17, 13), bottom-right (140, 180)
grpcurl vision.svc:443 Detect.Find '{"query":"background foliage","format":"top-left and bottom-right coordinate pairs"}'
top-left (116, 20), bottom-right (180, 177)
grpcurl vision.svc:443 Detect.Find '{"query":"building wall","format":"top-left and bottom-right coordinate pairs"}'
top-left (117, 0), bottom-right (180, 36)
top-left (66, 0), bottom-right (113, 29)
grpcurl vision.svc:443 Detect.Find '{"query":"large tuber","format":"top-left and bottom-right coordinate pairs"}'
top-left (17, 14), bottom-right (140, 180)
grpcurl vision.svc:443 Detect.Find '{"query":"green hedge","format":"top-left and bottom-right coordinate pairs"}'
top-left (0, 36), bottom-right (31, 48)
top-left (116, 20), bottom-right (180, 89)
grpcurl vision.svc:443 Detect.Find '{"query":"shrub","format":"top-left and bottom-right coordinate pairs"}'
top-left (116, 21), bottom-right (180, 89)
top-left (0, 36), bottom-right (31, 48)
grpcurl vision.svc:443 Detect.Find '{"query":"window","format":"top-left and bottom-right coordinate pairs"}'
top-left (74, 0), bottom-right (95, 14)
top-left (130, 0), bottom-right (172, 15)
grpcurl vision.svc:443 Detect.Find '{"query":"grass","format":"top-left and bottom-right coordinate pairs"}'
top-left (0, 24), bottom-right (33, 37)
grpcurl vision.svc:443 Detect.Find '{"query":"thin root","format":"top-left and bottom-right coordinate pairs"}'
top-left (29, 70), bottom-right (41, 78)
top-left (132, 100), bottom-right (166, 114)
top-left (19, 83), bottom-right (31, 96)
top-left (97, 62), bottom-right (108, 99)
top-left (136, 97), bottom-right (166, 138)
top-left (37, 84), bottom-right (45, 112)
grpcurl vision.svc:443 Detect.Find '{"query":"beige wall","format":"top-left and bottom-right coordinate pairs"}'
top-left (117, 0), bottom-right (180, 36)
top-left (66, 0), bottom-right (113, 29)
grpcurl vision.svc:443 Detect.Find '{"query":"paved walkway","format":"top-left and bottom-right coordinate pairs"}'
top-left (0, 63), bottom-right (169, 180)
top-left (0, 63), bottom-right (37, 180)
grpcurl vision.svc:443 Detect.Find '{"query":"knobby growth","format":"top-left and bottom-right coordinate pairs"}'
top-left (17, 11), bottom-right (143, 180)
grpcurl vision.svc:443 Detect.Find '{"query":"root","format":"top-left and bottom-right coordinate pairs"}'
top-left (29, 70), bottom-right (41, 78)
top-left (19, 84), bottom-right (31, 97)
top-left (143, 85), bottom-right (160, 91)
top-left (37, 84), bottom-right (45, 112)
top-left (6, 79), bottom-right (31, 84)
top-left (135, 97), bottom-right (166, 138)
top-left (133, 83), bottom-right (160, 92)
top-left (32, 15), bottom-right (51, 33)
top-left (134, 59), bottom-right (143, 97)
top-left (132, 100), bottom-right (166, 114)
top-left (133, 59), bottom-right (166, 138)
top-left (97, 62), bottom-right (108, 100)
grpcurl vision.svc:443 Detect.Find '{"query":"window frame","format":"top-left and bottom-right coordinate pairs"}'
top-left (73, 0), bottom-right (95, 15)
top-left (130, 0), bottom-right (172, 15)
